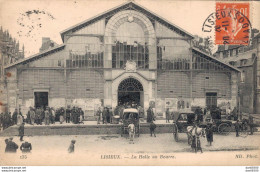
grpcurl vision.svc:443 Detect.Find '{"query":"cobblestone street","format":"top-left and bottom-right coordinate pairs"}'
top-left (1, 132), bottom-right (260, 165)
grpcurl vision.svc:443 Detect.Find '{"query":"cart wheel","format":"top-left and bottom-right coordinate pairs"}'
top-left (239, 123), bottom-right (249, 138)
top-left (173, 124), bottom-right (179, 142)
top-left (218, 123), bottom-right (231, 135)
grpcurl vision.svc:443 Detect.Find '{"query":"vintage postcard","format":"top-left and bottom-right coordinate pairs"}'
top-left (0, 0), bottom-right (260, 166)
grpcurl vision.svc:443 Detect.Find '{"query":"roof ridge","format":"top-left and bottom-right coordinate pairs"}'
top-left (59, 1), bottom-right (193, 41)
top-left (192, 47), bottom-right (240, 72)
top-left (4, 44), bottom-right (65, 69)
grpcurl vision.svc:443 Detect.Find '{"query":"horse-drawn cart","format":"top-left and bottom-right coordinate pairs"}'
top-left (121, 108), bottom-right (140, 137)
top-left (172, 110), bottom-right (234, 144)
top-left (172, 111), bottom-right (200, 143)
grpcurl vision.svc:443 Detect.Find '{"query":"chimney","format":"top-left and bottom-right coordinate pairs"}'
top-left (39, 37), bottom-right (51, 52)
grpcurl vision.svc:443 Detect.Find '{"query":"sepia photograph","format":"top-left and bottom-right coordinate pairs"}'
top-left (0, 0), bottom-right (260, 166)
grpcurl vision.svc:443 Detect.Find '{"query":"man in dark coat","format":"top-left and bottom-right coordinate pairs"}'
top-left (12, 109), bottom-right (18, 125)
top-left (18, 123), bottom-right (25, 141)
top-left (205, 124), bottom-right (213, 146)
top-left (109, 108), bottom-right (113, 123)
top-left (66, 107), bottom-right (71, 123)
top-left (248, 114), bottom-right (254, 135)
top-left (26, 109), bottom-right (31, 124)
top-left (3, 112), bottom-right (11, 129)
top-left (5, 137), bottom-right (18, 153)
top-left (102, 107), bottom-right (107, 124)
top-left (20, 140), bottom-right (32, 153)
top-left (106, 108), bottom-right (110, 123)
top-left (147, 107), bottom-right (154, 123)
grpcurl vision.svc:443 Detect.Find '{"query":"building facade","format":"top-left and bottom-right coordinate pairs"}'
top-left (0, 27), bottom-right (25, 112)
top-left (3, 2), bottom-right (240, 118)
top-left (214, 33), bottom-right (260, 114)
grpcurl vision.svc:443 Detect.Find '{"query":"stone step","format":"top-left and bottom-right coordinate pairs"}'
top-left (0, 123), bottom-right (173, 136)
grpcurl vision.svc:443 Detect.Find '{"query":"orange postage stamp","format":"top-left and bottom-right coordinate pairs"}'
top-left (215, 2), bottom-right (251, 45)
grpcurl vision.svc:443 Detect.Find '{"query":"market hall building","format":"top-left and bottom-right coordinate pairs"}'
top-left (3, 2), bottom-right (240, 118)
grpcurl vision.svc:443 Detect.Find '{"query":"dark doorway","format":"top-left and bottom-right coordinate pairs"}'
top-left (206, 92), bottom-right (217, 109)
top-left (34, 92), bottom-right (48, 109)
top-left (118, 91), bottom-right (140, 106)
top-left (118, 78), bottom-right (144, 107)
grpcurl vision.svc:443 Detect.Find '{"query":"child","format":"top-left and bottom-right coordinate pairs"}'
top-left (128, 123), bottom-right (135, 144)
top-left (150, 121), bottom-right (157, 137)
top-left (68, 140), bottom-right (76, 153)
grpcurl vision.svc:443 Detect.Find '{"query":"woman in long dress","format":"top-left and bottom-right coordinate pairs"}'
top-left (59, 108), bottom-right (65, 124)
top-left (17, 114), bottom-right (23, 125)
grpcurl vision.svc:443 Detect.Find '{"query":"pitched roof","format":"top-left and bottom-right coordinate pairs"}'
top-left (4, 44), bottom-right (65, 69)
top-left (60, 1), bottom-right (194, 41)
top-left (192, 47), bottom-right (240, 72)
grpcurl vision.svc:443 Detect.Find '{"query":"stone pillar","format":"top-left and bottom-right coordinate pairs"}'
top-left (231, 71), bottom-right (239, 110)
top-left (256, 36), bottom-right (260, 113)
top-left (103, 69), bottom-right (112, 107)
top-left (104, 36), bottom-right (112, 69)
top-left (104, 80), bottom-right (112, 107)
top-left (149, 35), bottom-right (157, 70)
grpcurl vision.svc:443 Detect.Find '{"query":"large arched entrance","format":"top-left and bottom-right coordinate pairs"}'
top-left (118, 78), bottom-right (144, 107)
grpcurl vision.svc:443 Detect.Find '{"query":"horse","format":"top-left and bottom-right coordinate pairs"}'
top-left (187, 125), bottom-right (206, 153)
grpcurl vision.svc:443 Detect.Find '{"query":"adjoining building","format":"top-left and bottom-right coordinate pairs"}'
top-left (3, 2), bottom-right (240, 118)
top-left (0, 27), bottom-right (25, 112)
top-left (214, 33), bottom-right (260, 114)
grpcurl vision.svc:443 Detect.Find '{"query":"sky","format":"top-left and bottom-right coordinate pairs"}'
top-left (0, 0), bottom-right (259, 57)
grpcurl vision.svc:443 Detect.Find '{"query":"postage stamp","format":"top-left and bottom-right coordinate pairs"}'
top-left (215, 2), bottom-right (251, 45)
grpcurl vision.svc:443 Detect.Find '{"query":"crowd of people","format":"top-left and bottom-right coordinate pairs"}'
top-left (0, 106), bottom-right (85, 131)
top-left (55, 106), bottom-right (84, 124)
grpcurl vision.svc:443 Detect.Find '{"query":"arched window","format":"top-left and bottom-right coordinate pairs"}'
top-left (112, 22), bottom-right (149, 69)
